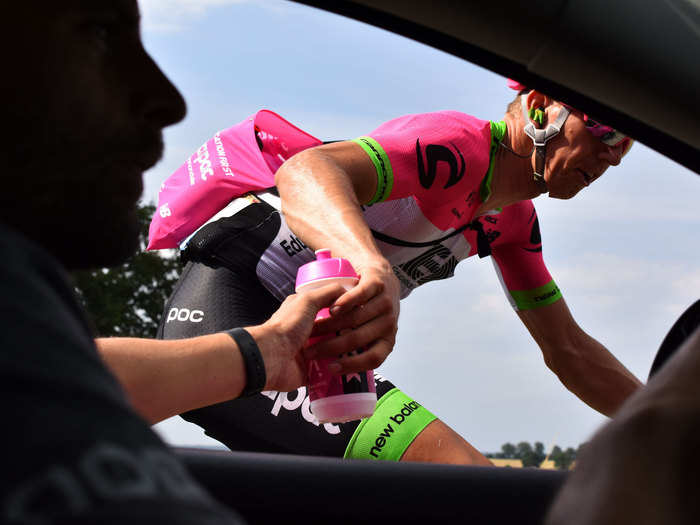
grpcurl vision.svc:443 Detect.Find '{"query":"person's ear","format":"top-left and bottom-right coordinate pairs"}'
top-left (525, 91), bottom-right (551, 126)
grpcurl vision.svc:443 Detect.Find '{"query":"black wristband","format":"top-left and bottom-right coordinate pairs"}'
top-left (226, 327), bottom-right (266, 397)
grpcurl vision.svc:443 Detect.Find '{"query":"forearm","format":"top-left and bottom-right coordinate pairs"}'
top-left (546, 328), bottom-right (700, 525)
top-left (519, 301), bottom-right (642, 417)
top-left (549, 333), bottom-right (642, 417)
top-left (97, 285), bottom-right (354, 424)
top-left (97, 333), bottom-right (246, 424)
top-left (276, 146), bottom-right (388, 272)
top-left (276, 144), bottom-right (401, 368)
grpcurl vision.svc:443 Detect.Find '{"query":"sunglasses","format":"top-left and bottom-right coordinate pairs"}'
top-left (562, 105), bottom-right (629, 147)
top-left (581, 114), bottom-right (629, 147)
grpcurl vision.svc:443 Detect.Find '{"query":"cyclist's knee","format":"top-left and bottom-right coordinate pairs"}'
top-left (400, 418), bottom-right (492, 466)
top-left (344, 388), bottom-right (491, 465)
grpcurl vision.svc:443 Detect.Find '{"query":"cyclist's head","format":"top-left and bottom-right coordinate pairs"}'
top-left (504, 80), bottom-right (632, 199)
top-left (506, 79), bottom-right (632, 151)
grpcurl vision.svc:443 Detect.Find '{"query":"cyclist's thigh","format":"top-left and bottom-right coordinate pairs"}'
top-left (342, 380), bottom-right (490, 465)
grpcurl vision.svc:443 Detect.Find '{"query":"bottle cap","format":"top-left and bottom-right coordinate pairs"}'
top-left (295, 249), bottom-right (358, 289)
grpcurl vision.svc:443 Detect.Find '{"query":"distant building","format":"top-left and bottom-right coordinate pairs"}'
top-left (490, 458), bottom-right (523, 468)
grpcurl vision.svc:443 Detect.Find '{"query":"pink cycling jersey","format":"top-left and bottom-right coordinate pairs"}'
top-left (350, 111), bottom-right (561, 310)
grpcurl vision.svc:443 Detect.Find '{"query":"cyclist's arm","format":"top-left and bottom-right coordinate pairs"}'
top-left (275, 141), bottom-right (400, 374)
top-left (97, 284), bottom-right (348, 423)
top-left (546, 322), bottom-right (700, 525)
top-left (517, 298), bottom-right (642, 416)
top-left (490, 202), bottom-right (641, 416)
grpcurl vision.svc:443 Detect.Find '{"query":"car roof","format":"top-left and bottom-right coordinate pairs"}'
top-left (292, 0), bottom-right (700, 175)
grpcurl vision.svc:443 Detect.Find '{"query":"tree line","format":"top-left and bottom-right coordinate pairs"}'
top-left (486, 441), bottom-right (581, 469)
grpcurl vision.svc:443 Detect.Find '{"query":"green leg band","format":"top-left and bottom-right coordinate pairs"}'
top-left (343, 388), bottom-right (437, 461)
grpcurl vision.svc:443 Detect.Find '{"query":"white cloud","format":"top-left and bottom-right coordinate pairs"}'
top-left (470, 292), bottom-right (510, 314)
top-left (555, 252), bottom-right (699, 304)
top-left (672, 267), bottom-right (700, 293)
top-left (556, 252), bottom-right (649, 288)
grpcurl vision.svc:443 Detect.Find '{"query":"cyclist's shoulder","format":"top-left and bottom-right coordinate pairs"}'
top-left (491, 199), bottom-right (537, 225)
top-left (487, 199), bottom-right (542, 247)
top-left (369, 110), bottom-right (490, 138)
top-left (502, 198), bottom-right (537, 215)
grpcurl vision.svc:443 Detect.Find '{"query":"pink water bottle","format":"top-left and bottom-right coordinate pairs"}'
top-left (295, 249), bottom-right (377, 423)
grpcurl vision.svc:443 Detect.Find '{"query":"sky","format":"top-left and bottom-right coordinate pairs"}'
top-left (141, 0), bottom-right (700, 454)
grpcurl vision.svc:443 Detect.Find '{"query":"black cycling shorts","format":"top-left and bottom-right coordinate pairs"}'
top-left (156, 199), bottom-right (436, 459)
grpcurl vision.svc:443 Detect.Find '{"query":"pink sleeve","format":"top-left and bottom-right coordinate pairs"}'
top-left (489, 201), bottom-right (562, 310)
top-left (354, 112), bottom-right (492, 206)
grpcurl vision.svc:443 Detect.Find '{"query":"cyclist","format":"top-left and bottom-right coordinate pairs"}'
top-left (156, 83), bottom-right (641, 465)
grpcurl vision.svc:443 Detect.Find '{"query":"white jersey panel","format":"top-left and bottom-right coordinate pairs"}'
top-left (253, 194), bottom-right (472, 300)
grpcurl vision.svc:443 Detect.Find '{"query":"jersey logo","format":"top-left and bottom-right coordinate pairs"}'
top-left (523, 216), bottom-right (543, 253)
top-left (166, 307), bottom-right (204, 323)
top-left (280, 233), bottom-right (308, 257)
top-left (395, 245), bottom-right (458, 287)
top-left (261, 387), bottom-right (340, 435)
top-left (466, 219), bottom-right (498, 258)
top-left (415, 139), bottom-right (465, 189)
top-left (342, 371), bottom-right (369, 393)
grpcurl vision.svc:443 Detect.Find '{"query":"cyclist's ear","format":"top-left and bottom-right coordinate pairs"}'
top-left (524, 90), bottom-right (552, 125)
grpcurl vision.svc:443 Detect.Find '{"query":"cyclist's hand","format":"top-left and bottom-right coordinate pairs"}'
top-left (306, 257), bottom-right (400, 374)
top-left (247, 283), bottom-right (345, 392)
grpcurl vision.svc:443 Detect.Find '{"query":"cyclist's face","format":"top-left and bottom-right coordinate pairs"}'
top-left (542, 107), bottom-right (626, 199)
top-left (1, 0), bottom-right (186, 269)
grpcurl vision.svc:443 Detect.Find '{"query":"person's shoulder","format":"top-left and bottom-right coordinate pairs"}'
top-left (373, 110), bottom-right (488, 130)
top-left (501, 199), bottom-right (536, 216)
top-left (368, 111), bottom-right (491, 149)
top-left (0, 222), bottom-right (97, 361)
top-left (435, 110), bottom-right (490, 126)
top-left (500, 199), bottom-right (538, 226)
top-left (491, 200), bottom-right (540, 244)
